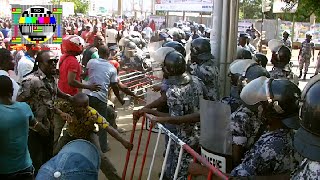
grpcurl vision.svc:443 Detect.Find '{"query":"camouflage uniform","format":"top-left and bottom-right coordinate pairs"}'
top-left (18, 69), bottom-right (57, 131)
top-left (167, 76), bottom-right (205, 180)
top-left (230, 129), bottom-right (300, 176)
top-left (281, 39), bottom-right (292, 49)
top-left (269, 67), bottom-right (299, 85)
top-left (17, 69), bottom-right (57, 171)
top-left (230, 105), bottom-right (262, 151)
top-left (220, 96), bottom-right (242, 114)
top-left (291, 158), bottom-right (320, 180)
top-left (191, 59), bottom-right (220, 101)
top-left (299, 40), bottom-right (314, 73)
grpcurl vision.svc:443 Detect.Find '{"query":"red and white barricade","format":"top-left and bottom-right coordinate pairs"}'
top-left (122, 113), bottom-right (228, 180)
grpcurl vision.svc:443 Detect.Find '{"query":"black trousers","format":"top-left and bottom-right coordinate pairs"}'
top-left (28, 130), bottom-right (53, 175)
top-left (0, 166), bottom-right (34, 180)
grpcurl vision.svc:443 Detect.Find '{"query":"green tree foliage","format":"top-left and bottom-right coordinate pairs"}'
top-left (239, 0), bottom-right (320, 22)
top-left (50, 0), bottom-right (89, 14)
top-left (239, 0), bottom-right (263, 20)
top-left (294, 0), bottom-right (320, 22)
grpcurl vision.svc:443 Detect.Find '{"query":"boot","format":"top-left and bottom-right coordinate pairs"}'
top-left (298, 70), bottom-right (302, 78)
top-left (303, 73), bottom-right (307, 80)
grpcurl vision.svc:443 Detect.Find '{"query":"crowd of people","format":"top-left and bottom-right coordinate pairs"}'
top-left (0, 14), bottom-right (320, 180)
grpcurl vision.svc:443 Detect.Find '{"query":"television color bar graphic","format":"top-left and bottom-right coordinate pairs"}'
top-left (11, 4), bottom-right (63, 45)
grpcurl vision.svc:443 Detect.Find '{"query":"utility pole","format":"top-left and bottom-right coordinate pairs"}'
top-left (118, 0), bottom-right (122, 17)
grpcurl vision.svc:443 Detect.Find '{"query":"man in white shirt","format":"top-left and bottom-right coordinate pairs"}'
top-left (0, 48), bottom-right (19, 101)
top-left (143, 25), bottom-right (153, 43)
top-left (105, 24), bottom-right (118, 48)
top-left (17, 44), bottom-right (40, 82)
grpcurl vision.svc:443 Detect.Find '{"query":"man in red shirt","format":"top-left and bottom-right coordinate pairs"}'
top-left (86, 24), bottom-right (102, 45)
top-left (58, 35), bottom-right (100, 96)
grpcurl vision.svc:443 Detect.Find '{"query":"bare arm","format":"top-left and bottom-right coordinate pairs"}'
top-left (118, 79), bottom-right (136, 97)
top-left (141, 108), bottom-right (170, 117)
top-left (143, 93), bottom-right (167, 109)
top-left (110, 82), bottom-right (124, 105)
top-left (153, 112), bottom-right (200, 125)
top-left (68, 71), bottom-right (88, 89)
top-left (232, 144), bottom-right (245, 168)
top-left (57, 88), bottom-right (71, 100)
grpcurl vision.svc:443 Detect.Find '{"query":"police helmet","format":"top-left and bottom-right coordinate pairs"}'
top-left (253, 53), bottom-right (268, 68)
top-left (236, 48), bottom-right (252, 59)
top-left (190, 37), bottom-right (212, 63)
top-left (271, 45), bottom-right (291, 68)
top-left (126, 41), bottom-right (137, 49)
top-left (163, 51), bottom-right (186, 77)
top-left (283, 30), bottom-right (290, 36)
top-left (162, 41), bottom-right (186, 57)
top-left (306, 31), bottom-right (313, 37)
top-left (241, 76), bottom-right (301, 129)
top-left (294, 75), bottom-right (320, 161)
top-left (229, 59), bottom-right (270, 91)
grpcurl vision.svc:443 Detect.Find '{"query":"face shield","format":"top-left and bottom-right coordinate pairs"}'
top-left (268, 39), bottom-right (283, 53)
top-left (240, 76), bottom-right (270, 106)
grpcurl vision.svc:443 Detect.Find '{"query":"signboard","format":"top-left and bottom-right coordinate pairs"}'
top-left (201, 147), bottom-right (227, 173)
top-left (278, 21), bottom-right (292, 39)
top-left (155, 0), bottom-right (213, 12)
top-left (273, 0), bottom-right (298, 13)
top-left (238, 20), bottom-right (253, 33)
top-left (0, 0), bottom-right (11, 17)
top-left (294, 22), bottom-right (310, 42)
top-left (311, 24), bottom-right (320, 44)
top-left (60, 2), bottom-right (74, 17)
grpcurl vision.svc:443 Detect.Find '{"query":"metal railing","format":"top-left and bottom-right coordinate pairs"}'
top-left (122, 113), bottom-right (228, 180)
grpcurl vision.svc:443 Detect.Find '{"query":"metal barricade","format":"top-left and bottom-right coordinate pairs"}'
top-left (122, 113), bottom-right (228, 180)
top-left (119, 70), bottom-right (162, 97)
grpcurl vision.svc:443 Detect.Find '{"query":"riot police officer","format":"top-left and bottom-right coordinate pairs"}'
top-left (269, 45), bottom-right (299, 85)
top-left (292, 75), bottom-right (320, 179)
top-left (228, 59), bottom-right (270, 166)
top-left (236, 48), bottom-right (252, 59)
top-left (190, 37), bottom-right (219, 101)
top-left (136, 48), bottom-right (206, 179)
top-left (162, 41), bottom-right (186, 57)
top-left (230, 77), bottom-right (301, 176)
top-left (122, 41), bottom-right (149, 71)
top-left (253, 53), bottom-right (268, 68)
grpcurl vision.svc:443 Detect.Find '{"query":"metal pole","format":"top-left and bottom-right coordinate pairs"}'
top-left (219, 0), bottom-right (229, 97)
top-left (118, 0), bottom-right (122, 17)
top-left (291, 14), bottom-right (295, 44)
top-left (260, 12), bottom-right (264, 52)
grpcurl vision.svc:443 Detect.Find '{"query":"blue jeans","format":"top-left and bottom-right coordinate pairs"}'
top-left (88, 96), bottom-right (116, 153)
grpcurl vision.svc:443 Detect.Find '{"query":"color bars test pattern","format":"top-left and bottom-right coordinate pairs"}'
top-left (11, 5), bottom-right (62, 44)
